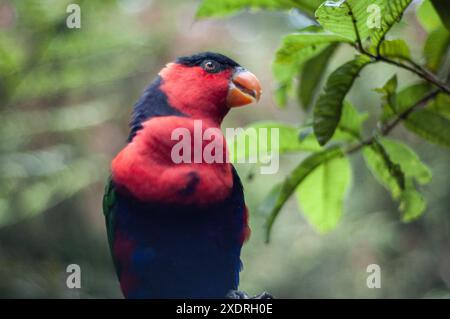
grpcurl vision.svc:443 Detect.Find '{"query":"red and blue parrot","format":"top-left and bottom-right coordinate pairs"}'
top-left (103, 52), bottom-right (267, 299)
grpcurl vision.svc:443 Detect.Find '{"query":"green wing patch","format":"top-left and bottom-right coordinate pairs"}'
top-left (102, 176), bottom-right (117, 255)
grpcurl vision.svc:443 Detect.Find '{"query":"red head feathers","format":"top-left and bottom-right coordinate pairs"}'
top-left (159, 52), bottom-right (261, 125)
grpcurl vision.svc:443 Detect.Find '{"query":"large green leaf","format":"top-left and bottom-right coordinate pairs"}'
top-left (424, 26), bottom-right (450, 72)
top-left (273, 27), bottom-right (350, 107)
top-left (196, 0), bottom-right (322, 18)
top-left (262, 146), bottom-right (343, 242)
top-left (295, 155), bottom-right (351, 233)
top-left (430, 0), bottom-right (450, 32)
top-left (299, 44), bottom-right (338, 110)
top-left (227, 121), bottom-right (322, 162)
top-left (405, 109), bottom-right (450, 147)
top-left (274, 26), bottom-right (345, 63)
top-left (381, 139), bottom-right (432, 185)
top-left (398, 185), bottom-right (427, 222)
top-left (315, 0), bottom-right (412, 46)
top-left (371, 0), bottom-right (413, 46)
top-left (315, 0), bottom-right (377, 42)
top-left (379, 39), bottom-right (411, 61)
top-left (363, 138), bottom-right (429, 221)
top-left (313, 55), bottom-right (371, 145)
top-left (370, 140), bottom-right (406, 196)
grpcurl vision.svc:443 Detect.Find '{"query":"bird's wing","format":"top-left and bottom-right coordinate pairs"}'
top-left (102, 176), bottom-right (117, 258)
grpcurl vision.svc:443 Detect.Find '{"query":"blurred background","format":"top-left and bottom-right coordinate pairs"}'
top-left (0, 0), bottom-right (449, 298)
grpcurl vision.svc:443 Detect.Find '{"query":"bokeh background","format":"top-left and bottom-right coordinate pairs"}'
top-left (0, 0), bottom-right (449, 298)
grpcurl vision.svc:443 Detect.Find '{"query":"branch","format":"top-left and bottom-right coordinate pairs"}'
top-left (345, 89), bottom-right (439, 155)
top-left (344, 1), bottom-right (450, 95)
top-left (375, 55), bottom-right (450, 95)
top-left (353, 47), bottom-right (450, 94)
top-left (328, 4), bottom-right (443, 154)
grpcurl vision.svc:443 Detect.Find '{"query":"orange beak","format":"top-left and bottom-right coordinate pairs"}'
top-left (226, 68), bottom-right (262, 108)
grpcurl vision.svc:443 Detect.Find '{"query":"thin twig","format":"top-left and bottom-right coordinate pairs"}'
top-left (345, 90), bottom-right (439, 155)
top-left (344, 1), bottom-right (450, 94)
top-left (376, 55), bottom-right (450, 94)
top-left (381, 90), bottom-right (439, 135)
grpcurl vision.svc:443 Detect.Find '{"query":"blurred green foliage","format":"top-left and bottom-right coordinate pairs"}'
top-left (0, 0), bottom-right (449, 298)
top-left (0, 0), bottom-right (162, 227)
top-left (0, 0), bottom-right (177, 297)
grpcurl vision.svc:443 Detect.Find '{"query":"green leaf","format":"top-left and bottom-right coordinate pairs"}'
top-left (375, 74), bottom-right (398, 97)
top-left (379, 39), bottom-right (411, 60)
top-left (315, 0), bottom-right (412, 46)
top-left (274, 26), bottom-right (345, 67)
top-left (424, 26), bottom-right (450, 72)
top-left (297, 0), bottom-right (327, 15)
top-left (335, 100), bottom-right (368, 140)
top-left (371, 0), bottom-right (413, 46)
top-left (196, 0), bottom-right (293, 18)
top-left (430, 93), bottom-right (450, 120)
top-left (381, 138), bottom-right (432, 185)
top-left (315, 0), bottom-right (376, 42)
top-left (430, 0), bottom-right (450, 32)
top-left (399, 185), bottom-right (427, 222)
top-left (375, 75), bottom-right (398, 119)
top-left (363, 138), bottom-right (428, 221)
top-left (417, 0), bottom-right (442, 32)
top-left (299, 44), bottom-right (338, 110)
top-left (380, 82), bottom-right (431, 121)
top-left (228, 121), bottom-right (322, 162)
top-left (262, 146), bottom-right (343, 242)
top-left (274, 83), bottom-right (289, 107)
top-left (371, 140), bottom-right (406, 195)
top-left (298, 102), bottom-right (368, 143)
top-left (295, 155), bottom-right (351, 233)
top-left (395, 83), bottom-right (431, 112)
top-left (375, 81), bottom-right (450, 147)
top-left (273, 27), bottom-right (350, 107)
top-left (313, 55), bottom-right (371, 145)
top-left (405, 109), bottom-right (450, 147)
top-left (196, 0), bottom-right (322, 18)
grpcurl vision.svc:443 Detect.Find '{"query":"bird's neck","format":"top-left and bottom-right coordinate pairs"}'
top-left (128, 76), bottom-right (185, 141)
top-left (113, 116), bottom-right (234, 205)
top-left (128, 76), bottom-right (226, 141)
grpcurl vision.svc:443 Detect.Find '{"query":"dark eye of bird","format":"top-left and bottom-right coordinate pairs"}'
top-left (201, 60), bottom-right (220, 73)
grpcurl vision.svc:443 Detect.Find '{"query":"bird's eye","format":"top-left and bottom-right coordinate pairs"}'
top-left (202, 60), bottom-right (220, 73)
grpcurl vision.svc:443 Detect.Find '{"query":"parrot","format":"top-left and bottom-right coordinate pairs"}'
top-left (103, 52), bottom-right (266, 299)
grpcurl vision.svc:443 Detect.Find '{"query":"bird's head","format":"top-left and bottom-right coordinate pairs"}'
top-left (158, 52), bottom-right (261, 124)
